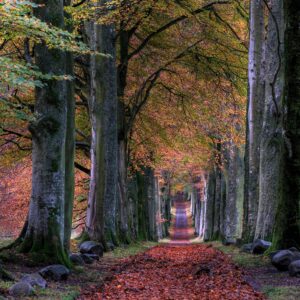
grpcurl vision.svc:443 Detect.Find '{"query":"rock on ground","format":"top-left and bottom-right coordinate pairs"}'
top-left (9, 282), bottom-right (34, 297)
top-left (252, 239), bottom-right (272, 254)
top-left (241, 243), bottom-right (253, 253)
top-left (80, 254), bottom-right (95, 264)
top-left (69, 253), bottom-right (85, 265)
top-left (271, 250), bottom-right (300, 271)
top-left (21, 273), bottom-right (47, 288)
top-left (288, 260), bottom-right (300, 277)
top-left (39, 265), bottom-right (70, 281)
top-left (79, 241), bottom-right (104, 257)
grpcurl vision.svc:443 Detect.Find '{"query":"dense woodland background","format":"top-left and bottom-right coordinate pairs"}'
top-left (0, 0), bottom-right (299, 270)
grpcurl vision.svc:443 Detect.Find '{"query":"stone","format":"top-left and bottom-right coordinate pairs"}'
top-left (269, 250), bottom-right (280, 259)
top-left (289, 247), bottom-right (300, 253)
top-left (69, 253), bottom-right (84, 265)
top-left (252, 239), bottom-right (272, 254)
top-left (271, 250), bottom-right (300, 271)
top-left (79, 241), bottom-right (103, 257)
top-left (80, 254), bottom-right (95, 264)
top-left (21, 273), bottom-right (47, 288)
top-left (241, 243), bottom-right (253, 253)
top-left (39, 264), bottom-right (70, 281)
top-left (289, 260), bottom-right (300, 277)
top-left (9, 282), bottom-right (34, 297)
top-left (85, 253), bottom-right (100, 261)
top-left (106, 242), bottom-right (115, 251)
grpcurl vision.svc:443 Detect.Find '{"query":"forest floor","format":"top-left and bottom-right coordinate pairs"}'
top-left (1, 201), bottom-right (300, 299)
top-left (80, 202), bottom-right (264, 299)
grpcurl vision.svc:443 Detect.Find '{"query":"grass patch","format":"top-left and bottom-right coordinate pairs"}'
top-left (262, 286), bottom-right (300, 300)
top-left (35, 285), bottom-right (80, 300)
top-left (105, 241), bottom-right (158, 259)
top-left (0, 239), bottom-right (14, 249)
top-left (211, 242), bottom-right (269, 268)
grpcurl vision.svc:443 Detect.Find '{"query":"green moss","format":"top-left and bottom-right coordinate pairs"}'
top-left (211, 242), bottom-right (270, 268)
top-left (105, 241), bottom-right (157, 259)
top-left (34, 285), bottom-right (80, 300)
top-left (0, 239), bottom-right (14, 249)
top-left (262, 286), bottom-right (300, 300)
top-left (19, 218), bottom-right (71, 267)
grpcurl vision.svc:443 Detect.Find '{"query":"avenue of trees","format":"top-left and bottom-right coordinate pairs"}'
top-left (0, 0), bottom-right (300, 266)
top-left (193, 0), bottom-right (300, 252)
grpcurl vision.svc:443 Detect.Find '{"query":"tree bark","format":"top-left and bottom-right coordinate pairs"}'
top-left (116, 28), bottom-right (131, 243)
top-left (85, 3), bottom-right (118, 247)
top-left (199, 174), bottom-right (207, 239)
top-left (224, 144), bottom-right (244, 243)
top-left (242, 0), bottom-right (265, 242)
top-left (63, 0), bottom-right (75, 252)
top-left (204, 171), bottom-right (216, 241)
top-left (255, 0), bottom-right (285, 240)
top-left (212, 166), bottom-right (222, 240)
top-left (272, 0), bottom-right (300, 249)
top-left (20, 0), bottom-right (69, 265)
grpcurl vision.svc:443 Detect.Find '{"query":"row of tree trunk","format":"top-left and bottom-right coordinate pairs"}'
top-left (190, 144), bottom-right (244, 244)
top-left (192, 0), bottom-right (300, 250)
top-left (16, 0), bottom-right (171, 264)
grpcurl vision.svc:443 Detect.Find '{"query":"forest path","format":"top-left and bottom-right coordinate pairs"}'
top-left (169, 200), bottom-right (194, 244)
top-left (99, 244), bottom-right (265, 299)
top-left (93, 204), bottom-right (265, 300)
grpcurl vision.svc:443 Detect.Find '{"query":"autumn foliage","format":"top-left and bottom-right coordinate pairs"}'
top-left (81, 244), bottom-right (264, 300)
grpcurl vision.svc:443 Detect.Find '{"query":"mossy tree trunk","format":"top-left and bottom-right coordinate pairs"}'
top-left (116, 28), bottom-right (131, 243)
top-left (63, 0), bottom-right (75, 252)
top-left (19, 0), bottom-right (70, 265)
top-left (85, 1), bottom-right (119, 248)
top-left (271, 0), bottom-right (300, 249)
top-left (212, 166), bottom-right (222, 240)
top-left (223, 143), bottom-right (244, 243)
top-left (242, 0), bottom-right (265, 243)
top-left (255, 0), bottom-right (285, 240)
top-left (204, 170), bottom-right (216, 241)
top-left (136, 171), bottom-right (150, 240)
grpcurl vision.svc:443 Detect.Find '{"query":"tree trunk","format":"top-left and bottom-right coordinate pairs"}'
top-left (255, 0), bottom-right (285, 240)
top-left (63, 0), bottom-right (75, 252)
top-left (204, 171), bottom-right (216, 241)
top-left (146, 168), bottom-right (158, 241)
top-left (20, 0), bottom-right (69, 265)
top-left (85, 4), bottom-right (119, 247)
top-left (224, 144), bottom-right (244, 243)
top-left (127, 175), bottom-right (139, 240)
top-left (136, 171), bottom-right (150, 240)
top-left (116, 28), bottom-right (130, 243)
top-left (271, 0), bottom-right (300, 249)
top-left (242, 0), bottom-right (265, 242)
top-left (212, 167), bottom-right (222, 240)
top-left (199, 174), bottom-right (207, 239)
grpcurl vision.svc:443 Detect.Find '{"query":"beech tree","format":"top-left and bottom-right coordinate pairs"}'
top-left (255, 0), bottom-right (285, 241)
top-left (271, 0), bottom-right (300, 249)
top-left (242, 0), bottom-right (265, 242)
top-left (84, 0), bottom-right (119, 248)
top-left (19, 0), bottom-right (72, 264)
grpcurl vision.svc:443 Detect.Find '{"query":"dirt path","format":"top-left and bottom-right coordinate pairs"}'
top-left (81, 202), bottom-right (265, 299)
top-left (169, 201), bottom-right (192, 244)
